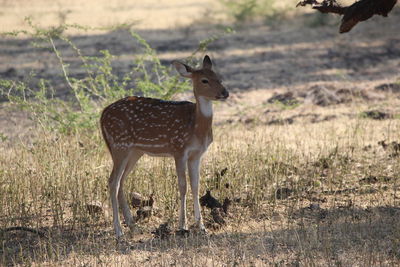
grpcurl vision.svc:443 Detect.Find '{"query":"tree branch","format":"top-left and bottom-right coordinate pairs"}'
top-left (296, 0), bottom-right (398, 33)
top-left (1, 226), bottom-right (47, 238)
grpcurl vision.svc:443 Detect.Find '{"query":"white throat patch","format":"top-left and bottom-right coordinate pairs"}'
top-left (198, 96), bottom-right (213, 117)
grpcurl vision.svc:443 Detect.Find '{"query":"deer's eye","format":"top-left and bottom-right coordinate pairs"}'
top-left (201, 79), bottom-right (209, 84)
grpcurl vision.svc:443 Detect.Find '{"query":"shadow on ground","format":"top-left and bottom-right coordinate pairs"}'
top-left (2, 204), bottom-right (400, 265)
top-left (1, 11), bottom-right (399, 101)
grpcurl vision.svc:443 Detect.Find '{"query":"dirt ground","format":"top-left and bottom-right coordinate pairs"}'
top-left (0, 1), bottom-right (399, 140)
top-left (1, 1), bottom-right (400, 266)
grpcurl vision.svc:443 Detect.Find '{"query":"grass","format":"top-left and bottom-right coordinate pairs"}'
top-left (1, 110), bottom-right (400, 265)
top-left (217, 0), bottom-right (297, 25)
top-left (1, 3), bottom-right (400, 265)
top-left (2, 51), bottom-right (400, 265)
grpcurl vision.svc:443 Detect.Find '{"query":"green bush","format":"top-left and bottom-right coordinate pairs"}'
top-left (0, 19), bottom-right (194, 135)
top-left (219, 0), bottom-right (295, 24)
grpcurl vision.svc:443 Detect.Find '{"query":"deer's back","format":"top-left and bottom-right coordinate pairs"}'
top-left (101, 96), bottom-right (195, 154)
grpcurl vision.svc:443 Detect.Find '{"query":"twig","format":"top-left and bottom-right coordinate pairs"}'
top-left (296, 0), bottom-right (398, 33)
top-left (1, 226), bottom-right (47, 238)
top-left (297, 0), bottom-right (346, 14)
top-left (49, 36), bottom-right (84, 111)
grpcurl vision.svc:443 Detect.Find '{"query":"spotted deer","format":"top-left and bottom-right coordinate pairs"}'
top-left (100, 55), bottom-right (229, 238)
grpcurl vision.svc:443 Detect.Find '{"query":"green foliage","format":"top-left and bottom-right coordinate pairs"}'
top-left (219, 0), bottom-right (294, 24)
top-left (270, 99), bottom-right (300, 110)
top-left (0, 20), bottom-right (195, 135)
top-left (0, 132), bottom-right (7, 142)
top-left (0, 19), bottom-right (232, 135)
top-left (220, 0), bottom-right (258, 22)
top-left (191, 27), bottom-right (235, 58)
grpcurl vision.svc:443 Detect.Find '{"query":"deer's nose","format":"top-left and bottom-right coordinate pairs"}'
top-left (221, 89), bottom-right (229, 99)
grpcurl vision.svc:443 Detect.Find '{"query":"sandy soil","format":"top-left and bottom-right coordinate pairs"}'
top-left (1, 3), bottom-right (399, 140)
top-left (0, 1), bottom-right (398, 94)
top-left (0, 0), bottom-right (218, 32)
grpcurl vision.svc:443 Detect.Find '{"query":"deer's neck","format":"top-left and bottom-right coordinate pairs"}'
top-left (194, 96), bottom-right (213, 142)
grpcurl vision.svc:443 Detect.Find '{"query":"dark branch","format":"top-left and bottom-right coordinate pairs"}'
top-left (340, 0), bottom-right (398, 33)
top-left (296, 0), bottom-right (398, 33)
top-left (297, 0), bottom-right (346, 14)
top-left (1, 226), bottom-right (47, 238)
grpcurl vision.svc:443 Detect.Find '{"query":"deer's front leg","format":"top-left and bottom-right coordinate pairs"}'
top-left (187, 154), bottom-right (206, 232)
top-left (175, 156), bottom-right (188, 231)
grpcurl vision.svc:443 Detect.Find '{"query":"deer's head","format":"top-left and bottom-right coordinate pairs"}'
top-left (173, 55), bottom-right (229, 101)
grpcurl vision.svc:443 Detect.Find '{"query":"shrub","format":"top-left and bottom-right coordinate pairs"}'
top-left (0, 19), bottom-right (193, 135)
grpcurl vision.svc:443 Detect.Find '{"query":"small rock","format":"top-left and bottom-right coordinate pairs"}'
top-left (361, 110), bottom-right (391, 120)
top-left (244, 118), bottom-right (255, 124)
top-left (152, 223), bottom-right (172, 239)
top-left (200, 190), bottom-right (222, 209)
top-left (142, 194), bottom-right (154, 208)
top-left (267, 118), bottom-right (294, 126)
top-left (359, 175), bottom-right (378, 184)
top-left (176, 229), bottom-right (190, 236)
top-left (390, 141), bottom-right (400, 153)
top-left (378, 140), bottom-right (388, 150)
top-left (85, 201), bottom-right (103, 217)
top-left (267, 92), bottom-right (299, 106)
top-left (311, 114), bottom-right (336, 123)
top-left (361, 89), bottom-right (386, 101)
top-left (374, 83), bottom-right (400, 94)
top-left (360, 175), bottom-right (391, 184)
top-left (275, 187), bottom-right (293, 200)
top-left (211, 208), bottom-right (226, 225)
top-left (233, 197), bottom-right (242, 203)
top-left (335, 88), bottom-right (355, 103)
top-left (362, 144), bottom-right (372, 151)
top-left (220, 167), bottom-right (228, 177)
top-left (271, 212), bottom-right (282, 222)
top-left (130, 192), bottom-right (154, 208)
top-left (136, 206), bottom-right (152, 219)
top-left (308, 203), bottom-right (320, 210)
top-left (222, 197), bottom-right (232, 214)
top-left (130, 192), bottom-right (143, 208)
top-left (2, 67), bottom-right (17, 77)
top-left (304, 85), bottom-right (341, 106)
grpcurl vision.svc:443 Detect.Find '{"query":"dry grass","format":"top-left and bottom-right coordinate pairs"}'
top-left (1, 1), bottom-right (400, 266)
top-left (1, 93), bottom-right (400, 265)
top-left (0, 0), bottom-right (217, 33)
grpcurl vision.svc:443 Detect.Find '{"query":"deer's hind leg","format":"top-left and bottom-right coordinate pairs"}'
top-left (109, 153), bottom-right (129, 238)
top-left (108, 149), bottom-right (142, 238)
top-left (118, 149), bottom-right (143, 228)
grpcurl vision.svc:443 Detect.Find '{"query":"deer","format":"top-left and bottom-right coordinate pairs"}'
top-left (100, 55), bottom-right (229, 239)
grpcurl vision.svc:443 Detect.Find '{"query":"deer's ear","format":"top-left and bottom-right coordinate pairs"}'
top-left (203, 55), bottom-right (212, 70)
top-left (173, 61), bottom-right (193, 78)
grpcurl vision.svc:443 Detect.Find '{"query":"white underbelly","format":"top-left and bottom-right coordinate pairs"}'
top-left (143, 151), bottom-right (173, 157)
top-left (132, 143), bottom-right (173, 157)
